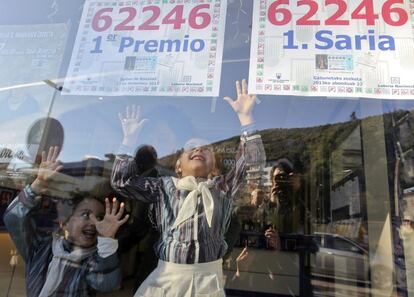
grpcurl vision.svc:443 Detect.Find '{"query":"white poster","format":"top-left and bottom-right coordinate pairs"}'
top-left (249, 0), bottom-right (414, 99)
top-left (0, 24), bottom-right (68, 165)
top-left (64, 0), bottom-right (227, 97)
top-left (0, 24), bottom-right (68, 90)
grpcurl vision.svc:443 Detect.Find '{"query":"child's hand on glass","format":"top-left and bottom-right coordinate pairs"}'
top-left (31, 146), bottom-right (63, 194)
top-left (224, 79), bottom-right (257, 126)
top-left (90, 198), bottom-right (129, 239)
top-left (118, 105), bottom-right (148, 146)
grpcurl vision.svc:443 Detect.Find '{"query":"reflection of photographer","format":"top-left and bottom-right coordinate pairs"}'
top-left (269, 158), bottom-right (302, 234)
top-left (248, 189), bottom-right (270, 231)
top-left (237, 189), bottom-right (279, 249)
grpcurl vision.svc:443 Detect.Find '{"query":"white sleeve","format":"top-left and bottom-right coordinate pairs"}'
top-left (97, 237), bottom-right (119, 258)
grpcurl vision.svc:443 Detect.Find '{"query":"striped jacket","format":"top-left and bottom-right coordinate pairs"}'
top-left (111, 132), bottom-right (266, 264)
top-left (4, 187), bottom-right (122, 297)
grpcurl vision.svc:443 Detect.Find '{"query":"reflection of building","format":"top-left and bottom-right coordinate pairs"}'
top-left (328, 126), bottom-right (364, 238)
top-left (330, 126), bottom-right (363, 186)
top-left (395, 111), bottom-right (414, 190)
top-left (246, 165), bottom-right (266, 189)
top-left (261, 166), bottom-right (273, 187)
top-left (0, 156), bottom-right (114, 200)
top-left (63, 156), bottom-right (111, 179)
top-left (52, 156), bottom-right (114, 198)
top-left (331, 176), bottom-right (361, 221)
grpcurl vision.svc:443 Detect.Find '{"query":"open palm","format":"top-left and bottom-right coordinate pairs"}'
top-left (119, 105), bottom-right (148, 146)
top-left (224, 79), bottom-right (256, 126)
top-left (90, 198), bottom-right (129, 238)
top-left (31, 146), bottom-right (63, 194)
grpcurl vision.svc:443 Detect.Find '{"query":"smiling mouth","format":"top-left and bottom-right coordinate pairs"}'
top-left (191, 155), bottom-right (205, 161)
top-left (82, 229), bottom-right (97, 239)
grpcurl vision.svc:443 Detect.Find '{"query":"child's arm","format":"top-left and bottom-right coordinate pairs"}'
top-left (4, 147), bottom-right (62, 262)
top-left (86, 198), bottom-right (128, 292)
top-left (111, 154), bottom-right (162, 203)
top-left (220, 80), bottom-right (266, 198)
top-left (111, 105), bottom-right (161, 203)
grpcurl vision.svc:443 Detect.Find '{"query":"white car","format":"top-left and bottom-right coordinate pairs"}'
top-left (310, 233), bottom-right (395, 290)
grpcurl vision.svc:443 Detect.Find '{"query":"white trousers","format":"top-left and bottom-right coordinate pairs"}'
top-left (134, 259), bottom-right (225, 297)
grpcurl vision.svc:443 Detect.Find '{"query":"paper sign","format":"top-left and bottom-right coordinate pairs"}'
top-left (0, 24), bottom-right (68, 165)
top-left (64, 0), bottom-right (227, 97)
top-left (249, 0), bottom-right (414, 99)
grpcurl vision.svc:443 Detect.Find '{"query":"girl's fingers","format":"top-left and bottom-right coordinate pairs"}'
top-left (139, 118), bottom-right (149, 128)
top-left (47, 146), bottom-right (54, 162)
top-left (236, 80), bottom-right (241, 97)
top-left (116, 202), bottom-right (125, 219)
top-left (51, 146), bottom-right (59, 162)
top-left (223, 96), bottom-right (235, 110)
top-left (41, 151), bottom-right (46, 163)
top-left (118, 112), bottom-right (124, 124)
top-left (105, 198), bottom-right (111, 214)
top-left (130, 105), bottom-right (136, 119)
top-left (111, 198), bottom-right (119, 215)
top-left (126, 106), bottom-right (130, 119)
top-left (118, 214), bottom-right (130, 225)
top-left (242, 79), bottom-right (247, 94)
top-left (250, 94), bottom-right (257, 103)
top-left (55, 165), bottom-right (64, 172)
top-left (136, 105), bottom-right (141, 120)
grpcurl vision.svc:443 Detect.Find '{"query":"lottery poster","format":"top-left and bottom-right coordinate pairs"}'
top-left (64, 0), bottom-right (227, 97)
top-left (249, 0), bottom-right (414, 99)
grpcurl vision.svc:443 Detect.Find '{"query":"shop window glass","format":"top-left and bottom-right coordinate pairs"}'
top-left (0, 1), bottom-right (414, 296)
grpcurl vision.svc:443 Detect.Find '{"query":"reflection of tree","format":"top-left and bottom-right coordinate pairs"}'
top-left (158, 114), bottom-right (362, 176)
top-left (214, 121), bottom-right (360, 178)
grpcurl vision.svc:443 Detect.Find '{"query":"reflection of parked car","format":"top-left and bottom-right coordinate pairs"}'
top-left (233, 231), bottom-right (397, 292)
top-left (310, 232), bottom-right (394, 290)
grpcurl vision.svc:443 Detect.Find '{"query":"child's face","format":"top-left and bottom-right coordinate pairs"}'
top-left (62, 199), bottom-right (104, 248)
top-left (178, 146), bottom-right (215, 178)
